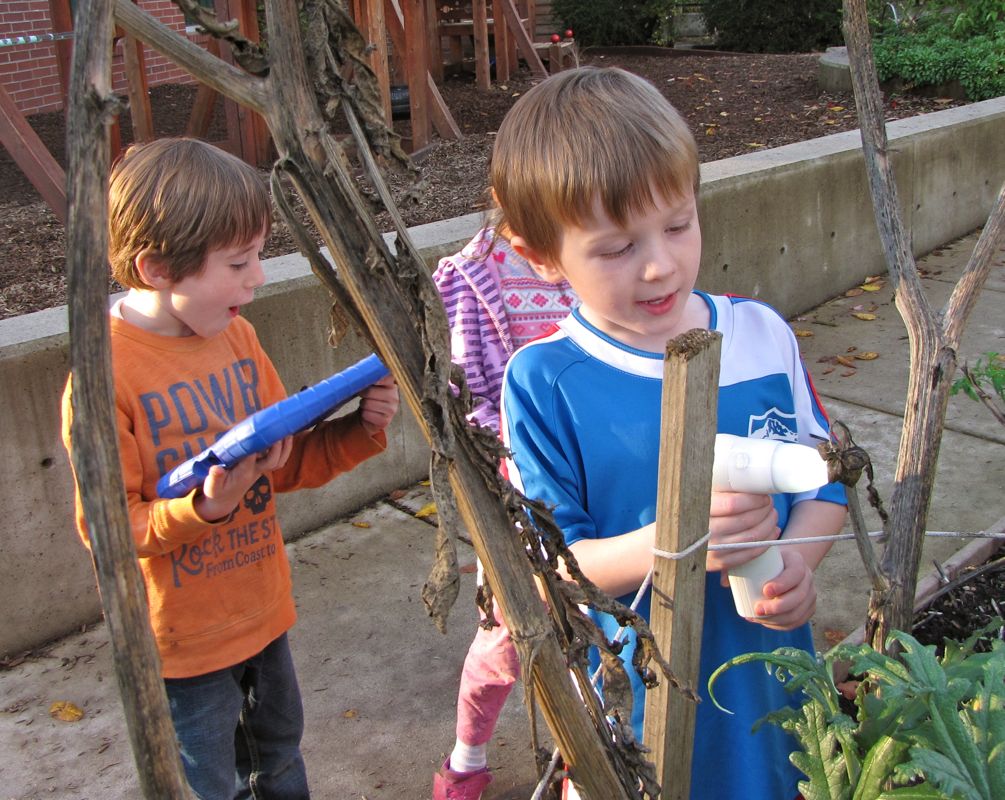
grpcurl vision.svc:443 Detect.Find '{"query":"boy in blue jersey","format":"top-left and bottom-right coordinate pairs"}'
top-left (494, 67), bottom-right (847, 799)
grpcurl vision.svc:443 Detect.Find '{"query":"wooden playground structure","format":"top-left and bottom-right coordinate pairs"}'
top-left (0, 0), bottom-right (579, 225)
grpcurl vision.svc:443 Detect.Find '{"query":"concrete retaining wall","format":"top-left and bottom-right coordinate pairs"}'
top-left (2, 97), bottom-right (1003, 657)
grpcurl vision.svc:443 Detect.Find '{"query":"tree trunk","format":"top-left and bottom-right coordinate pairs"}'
top-left (842, 0), bottom-right (1005, 650)
top-left (65, 1), bottom-right (193, 797)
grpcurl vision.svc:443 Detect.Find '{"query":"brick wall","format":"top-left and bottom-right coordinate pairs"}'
top-left (0, 1), bottom-right (207, 117)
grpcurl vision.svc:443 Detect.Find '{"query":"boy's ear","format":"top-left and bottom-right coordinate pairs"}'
top-left (134, 249), bottom-right (173, 290)
top-left (509, 235), bottom-right (565, 284)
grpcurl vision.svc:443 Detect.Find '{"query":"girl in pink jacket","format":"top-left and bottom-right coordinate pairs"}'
top-left (431, 224), bottom-right (576, 800)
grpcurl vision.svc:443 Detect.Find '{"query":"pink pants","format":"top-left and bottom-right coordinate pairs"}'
top-left (454, 601), bottom-right (522, 746)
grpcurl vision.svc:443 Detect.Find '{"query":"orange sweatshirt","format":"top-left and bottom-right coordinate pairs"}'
top-left (62, 314), bottom-right (386, 678)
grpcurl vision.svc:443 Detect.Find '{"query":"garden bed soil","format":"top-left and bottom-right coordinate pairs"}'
top-left (0, 48), bottom-right (969, 320)
top-left (835, 513), bottom-right (1005, 678)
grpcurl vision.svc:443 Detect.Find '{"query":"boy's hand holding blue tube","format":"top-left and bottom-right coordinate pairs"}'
top-left (156, 354), bottom-right (389, 499)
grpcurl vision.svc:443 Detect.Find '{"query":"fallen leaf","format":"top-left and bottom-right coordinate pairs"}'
top-left (459, 562), bottom-right (478, 574)
top-left (828, 105), bottom-right (845, 112)
top-left (840, 370), bottom-right (857, 377)
top-left (864, 274), bottom-right (883, 283)
top-left (351, 521), bottom-right (371, 529)
top-left (343, 709), bottom-right (359, 719)
top-left (844, 287), bottom-right (864, 297)
top-left (854, 352), bottom-right (880, 361)
top-left (821, 367), bottom-right (835, 375)
top-left (823, 628), bottom-right (848, 647)
top-left (415, 502), bottom-right (438, 519)
top-left (859, 283), bottom-right (882, 292)
top-left (836, 680), bottom-right (861, 701)
top-left (852, 312), bottom-right (877, 321)
top-left (835, 355), bottom-right (857, 368)
top-left (793, 328), bottom-right (814, 338)
top-left (388, 489), bottom-right (407, 501)
top-left (49, 701), bottom-right (84, 722)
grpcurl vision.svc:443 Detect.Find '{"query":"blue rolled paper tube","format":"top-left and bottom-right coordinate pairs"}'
top-left (156, 354), bottom-right (389, 499)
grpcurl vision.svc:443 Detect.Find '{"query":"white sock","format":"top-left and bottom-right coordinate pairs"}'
top-left (449, 741), bottom-right (487, 774)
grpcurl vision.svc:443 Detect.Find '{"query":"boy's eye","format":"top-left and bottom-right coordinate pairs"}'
top-left (668, 221), bottom-right (692, 234)
top-left (601, 242), bottom-right (633, 259)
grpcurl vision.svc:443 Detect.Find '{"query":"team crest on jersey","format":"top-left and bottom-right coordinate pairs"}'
top-left (748, 407), bottom-right (799, 441)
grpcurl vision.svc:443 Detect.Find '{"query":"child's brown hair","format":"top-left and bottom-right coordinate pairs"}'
top-left (108, 138), bottom-right (271, 289)
top-left (490, 66), bottom-right (699, 264)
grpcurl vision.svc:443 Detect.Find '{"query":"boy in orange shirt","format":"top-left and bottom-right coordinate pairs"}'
top-left (61, 137), bottom-right (398, 799)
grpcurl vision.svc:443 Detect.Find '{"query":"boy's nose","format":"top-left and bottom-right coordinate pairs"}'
top-left (247, 258), bottom-right (266, 289)
top-left (643, 247), bottom-right (676, 281)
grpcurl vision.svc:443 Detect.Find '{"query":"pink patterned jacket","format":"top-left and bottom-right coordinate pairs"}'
top-left (432, 227), bottom-right (577, 432)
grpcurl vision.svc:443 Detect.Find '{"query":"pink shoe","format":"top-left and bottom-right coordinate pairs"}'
top-left (432, 759), bottom-right (492, 800)
top-left (562, 775), bottom-right (582, 800)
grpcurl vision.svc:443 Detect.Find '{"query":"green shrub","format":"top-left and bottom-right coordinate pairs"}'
top-left (701, 0), bottom-right (843, 53)
top-left (550, 0), bottom-right (673, 47)
top-left (709, 623), bottom-right (1005, 798)
top-left (872, 1), bottom-right (1005, 101)
top-left (874, 33), bottom-right (1005, 100)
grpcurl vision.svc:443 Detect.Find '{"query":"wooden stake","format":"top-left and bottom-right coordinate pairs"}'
top-left (643, 329), bottom-right (721, 800)
top-left (66, 3), bottom-right (193, 797)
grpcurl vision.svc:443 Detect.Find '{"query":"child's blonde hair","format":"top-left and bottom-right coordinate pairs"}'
top-left (490, 66), bottom-right (699, 263)
top-left (108, 138), bottom-right (271, 289)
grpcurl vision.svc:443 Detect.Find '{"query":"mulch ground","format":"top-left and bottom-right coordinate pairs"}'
top-left (0, 48), bottom-right (968, 320)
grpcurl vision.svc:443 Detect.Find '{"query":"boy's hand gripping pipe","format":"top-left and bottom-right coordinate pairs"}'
top-left (156, 354), bottom-right (389, 499)
top-left (711, 434), bottom-right (830, 616)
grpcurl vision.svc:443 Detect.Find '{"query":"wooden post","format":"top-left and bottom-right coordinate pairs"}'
top-left (643, 329), bottom-right (721, 800)
top-left (384, 0), bottom-right (462, 142)
top-left (354, 0), bottom-right (392, 123)
top-left (207, 0), bottom-right (270, 165)
top-left (47, 0), bottom-right (74, 107)
top-left (496, 0), bottom-right (547, 78)
top-left (472, 0), bottom-right (490, 91)
top-left (0, 82), bottom-right (66, 222)
top-left (493, 0), bottom-right (511, 83)
top-left (401, 0), bottom-right (431, 149)
top-left (121, 34), bottom-right (154, 141)
top-left (424, 0), bottom-right (443, 83)
top-left (186, 37), bottom-right (222, 138)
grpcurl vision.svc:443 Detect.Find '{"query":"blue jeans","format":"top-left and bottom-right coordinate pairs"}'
top-left (164, 634), bottom-right (309, 800)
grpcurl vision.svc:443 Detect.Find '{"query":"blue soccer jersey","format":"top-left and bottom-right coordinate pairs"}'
top-left (501, 291), bottom-right (845, 800)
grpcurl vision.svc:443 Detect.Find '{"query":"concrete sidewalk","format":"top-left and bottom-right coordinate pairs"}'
top-left (2, 230), bottom-right (1002, 799)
